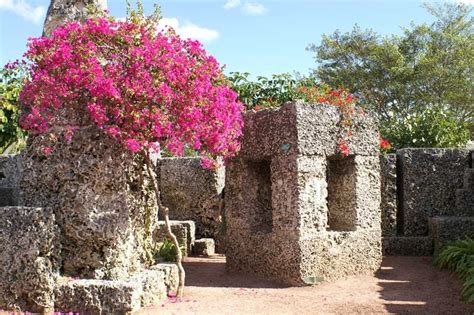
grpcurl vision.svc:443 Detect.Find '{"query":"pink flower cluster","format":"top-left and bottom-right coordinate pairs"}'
top-left (20, 15), bottom-right (244, 165)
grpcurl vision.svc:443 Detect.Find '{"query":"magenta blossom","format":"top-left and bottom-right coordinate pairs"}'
top-left (20, 13), bottom-right (244, 167)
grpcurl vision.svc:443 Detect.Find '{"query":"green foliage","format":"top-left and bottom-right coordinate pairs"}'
top-left (435, 238), bottom-right (474, 302)
top-left (154, 239), bottom-right (185, 262)
top-left (381, 106), bottom-right (470, 151)
top-left (227, 72), bottom-right (319, 110)
top-left (228, 72), bottom-right (350, 110)
top-left (0, 65), bottom-right (27, 154)
top-left (308, 2), bottom-right (474, 145)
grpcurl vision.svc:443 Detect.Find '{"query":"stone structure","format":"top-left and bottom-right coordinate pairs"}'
top-left (225, 102), bottom-right (382, 285)
top-left (0, 207), bottom-right (60, 312)
top-left (20, 127), bottom-right (157, 280)
top-left (397, 148), bottom-right (470, 236)
top-left (193, 239), bottom-right (215, 256)
top-left (0, 205), bottom-right (178, 313)
top-left (43, 0), bottom-right (107, 37)
top-left (0, 155), bottom-right (21, 206)
top-left (380, 154), bottom-right (397, 236)
top-left (381, 148), bottom-right (473, 255)
top-left (54, 264), bottom-right (178, 314)
top-left (158, 157), bottom-right (225, 244)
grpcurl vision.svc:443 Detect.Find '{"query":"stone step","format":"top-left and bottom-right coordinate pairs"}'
top-left (382, 236), bottom-right (433, 256)
top-left (55, 263), bottom-right (178, 314)
top-left (455, 189), bottom-right (474, 215)
top-left (462, 168), bottom-right (474, 189)
top-left (0, 187), bottom-right (19, 206)
top-left (193, 238), bottom-right (215, 256)
top-left (429, 216), bottom-right (474, 254)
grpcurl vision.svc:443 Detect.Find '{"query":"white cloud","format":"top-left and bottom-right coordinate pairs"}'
top-left (158, 17), bottom-right (219, 44)
top-left (223, 0), bottom-right (241, 10)
top-left (242, 2), bottom-right (268, 16)
top-left (0, 0), bottom-right (46, 24)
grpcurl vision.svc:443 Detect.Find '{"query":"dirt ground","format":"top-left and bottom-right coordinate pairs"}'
top-left (137, 255), bottom-right (474, 315)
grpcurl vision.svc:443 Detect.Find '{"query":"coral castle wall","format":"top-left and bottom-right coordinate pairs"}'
top-left (20, 126), bottom-right (157, 280)
top-left (381, 148), bottom-right (474, 255)
top-left (225, 101), bottom-right (382, 285)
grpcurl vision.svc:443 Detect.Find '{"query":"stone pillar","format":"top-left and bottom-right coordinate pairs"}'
top-left (43, 0), bottom-right (107, 37)
top-left (225, 102), bottom-right (382, 285)
top-left (20, 126), bottom-right (157, 280)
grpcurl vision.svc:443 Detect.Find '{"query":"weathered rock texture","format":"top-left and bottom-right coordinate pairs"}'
top-left (380, 154), bottom-right (397, 236)
top-left (0, 154), bottom-right (21, 206)
top-left (54, 263), bottom-right (178, 314)
top-left (382, 236), bottom-right (433, 256)
top-left (20, 126), bottom-right (157, 280)
top-left (429, 217), bottom-right (474, 254)
top-left (0, 206), bottom-right (60, 312)
top-left (397, 148), bottom-right (470, 236)
top-left (158, 157), bottom-right (225, 244)
top-left (43, 0), bottom-right (107, 37)
top-left (225, 102), bottom-right (382, 285)
top-left (193, 238), bottom-right (215, 256)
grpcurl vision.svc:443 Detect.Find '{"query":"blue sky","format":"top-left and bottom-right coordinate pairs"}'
top-left (0, 0), bottom-right (471, 77)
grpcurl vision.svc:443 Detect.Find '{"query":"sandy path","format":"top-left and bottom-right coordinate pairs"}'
top-left (137, 255), bottom-right (474, 315)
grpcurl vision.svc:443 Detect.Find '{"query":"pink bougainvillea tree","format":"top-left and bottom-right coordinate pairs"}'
top-left (19, 7), bottom-right (244, 297)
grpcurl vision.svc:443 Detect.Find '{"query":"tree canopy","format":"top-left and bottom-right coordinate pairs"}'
top-left (308, 2), bottom-right (473, 141)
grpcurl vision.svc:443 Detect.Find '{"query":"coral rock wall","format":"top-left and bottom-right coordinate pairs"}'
top-left (20, 126), bottom-right (157, 280)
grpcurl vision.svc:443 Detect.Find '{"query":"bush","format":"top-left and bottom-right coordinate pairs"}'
top-left (155, 239), bottom-right (185, 262)
top-left (0, 64), bottom-right (27, 154)
top-left (435, 238), bottom-right (474, 302)
top-left (380, 107), bottom-right (470, 151)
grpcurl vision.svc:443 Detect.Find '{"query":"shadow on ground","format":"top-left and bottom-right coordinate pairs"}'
top-left (181, 254), bottom-right (474, 314)
top-left (183, 254), bottom-right (288, 289)
top-left (376, 256), bottom-right (474, 314)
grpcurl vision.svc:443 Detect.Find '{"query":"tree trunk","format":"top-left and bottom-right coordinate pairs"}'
top-left (144, 151), bottom-right (185, 297)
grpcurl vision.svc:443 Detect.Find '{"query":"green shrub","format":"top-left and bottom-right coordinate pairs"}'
top-left (0, 65), bottom-right (27, 154)
top-left (380, 107), bottom-right (470, 152)
top-left (435, 238), bottom-right (474, 302)
top-left (154, 239), bottom-right (185, 262)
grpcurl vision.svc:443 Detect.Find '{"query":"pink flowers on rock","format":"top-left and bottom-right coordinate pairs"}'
top-left (19, 13), bottom-right (244, 167)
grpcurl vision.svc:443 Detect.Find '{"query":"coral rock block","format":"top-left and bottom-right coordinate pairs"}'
top-left (225, 102), bottom-right (382, 285)
top-left (0, 206), bottom-right (60, 312)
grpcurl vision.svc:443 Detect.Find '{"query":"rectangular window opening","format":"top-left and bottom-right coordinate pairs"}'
top-left (326, 156), bottom-right (357, 231)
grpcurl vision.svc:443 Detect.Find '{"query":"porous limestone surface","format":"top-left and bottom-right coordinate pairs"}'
top-left (54, 263), bottom-right (178, 314)
top-left (0, 154), bottom-right (21, 206)
top-left (193, 238), bottom-right (215, 256)
top-left (225, 101), bottom-right (382, 285)
top-left (429, 216), bottom-right (474, 254)
top-left (380, 154), bottom-right (397, 236)
top-left (158, 157), bottom-right (225, 242)
top-left (0, 206), bottom-right (60, 313)
top-left (43, 0), bottom-right (107, 37)
top-left (382, 236), bottom-right (434, 256)
top-left (397, 148), bottom-right (470, 236)
top-left (20, 126), bottom-right (157, 280)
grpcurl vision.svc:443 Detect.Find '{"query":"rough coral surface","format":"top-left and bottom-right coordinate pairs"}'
top-left (0, 154), bottom-right (21, 206)
top-left (43, 0), bottom-right (107, 37)
top-left (397, 148), bottom-right (470, 236)
top-left (19, 126), bottom-right (157, 280)
top-left (225, 101), bottom-right (382, 285)
top-left (380, 154), bottom-right (397, 236)
top-left (54, 263), bottom-right (178, 314)
top-left (158, 157), bottom-right (225, 246)
top-left (0, 206), bottom-right (60, 312)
